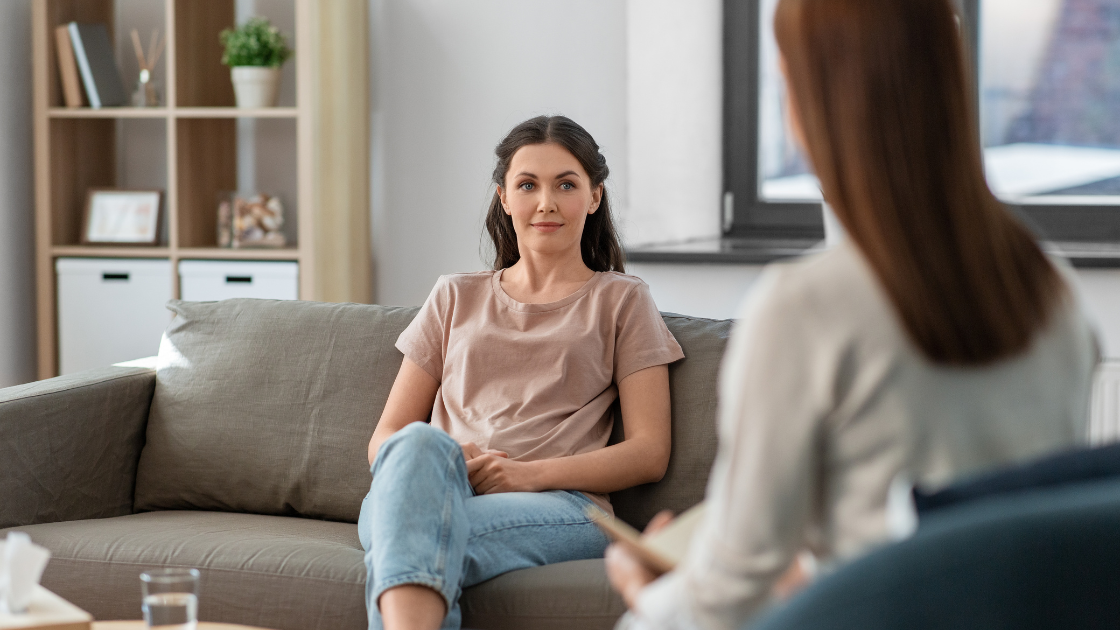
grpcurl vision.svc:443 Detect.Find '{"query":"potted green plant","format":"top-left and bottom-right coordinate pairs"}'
top-left (220, 17), bottom-right (292, 108)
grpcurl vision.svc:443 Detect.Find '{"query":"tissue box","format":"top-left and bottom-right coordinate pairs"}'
top-left (0, 586), bottom-right (91, 630)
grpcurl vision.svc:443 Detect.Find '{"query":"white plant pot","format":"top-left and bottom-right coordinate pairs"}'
top-left (231, 66), bottom-right (281, 108)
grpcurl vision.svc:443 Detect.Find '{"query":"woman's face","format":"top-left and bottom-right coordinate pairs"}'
top-left (498, 142), bottom-right (602, 261)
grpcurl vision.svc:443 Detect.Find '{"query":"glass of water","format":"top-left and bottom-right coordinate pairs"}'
top-left (140, 568), bottom-right (200, 630)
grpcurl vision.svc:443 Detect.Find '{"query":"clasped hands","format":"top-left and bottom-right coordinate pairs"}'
top-left (460, 442), bottom-right (539, 494)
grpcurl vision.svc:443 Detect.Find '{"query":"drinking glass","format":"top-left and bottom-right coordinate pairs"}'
top-left (140, 568), bottom-right (200, 630)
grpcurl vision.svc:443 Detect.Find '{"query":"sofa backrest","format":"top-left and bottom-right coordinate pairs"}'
top-left (134, 299), bottom-right (730, 526)
top-left (611, 314), bottom-right (731, 528)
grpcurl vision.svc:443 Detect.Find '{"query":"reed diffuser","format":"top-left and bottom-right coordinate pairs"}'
top-left (130, 28), bottom-right (164, 107)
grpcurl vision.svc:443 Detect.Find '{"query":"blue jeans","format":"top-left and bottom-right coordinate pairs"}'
top-left (357, 422), bottom-right (611, 630)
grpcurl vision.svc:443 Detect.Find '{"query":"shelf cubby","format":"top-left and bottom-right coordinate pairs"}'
top-left (175, 117), bottom-right (236, 248)
top-left (45, 1), bottom-right (114, 109)
top-left (174, 0), bottom-right (234, 108)
top-left (49, 118), bottom-right (116, 246)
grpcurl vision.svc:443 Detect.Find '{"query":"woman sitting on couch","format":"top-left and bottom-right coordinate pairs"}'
top-left (605, 0), bottom-right (1099, 628)
top-left (358, 115), bottom-right (684, 630)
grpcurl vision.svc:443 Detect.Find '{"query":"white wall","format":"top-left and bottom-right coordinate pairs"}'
top-left (369, 0), bottom-right (628, 307)
top-left (629, 262), bottom-right (761, 320)
top-left (626, 0), bottom-right (723, 247)
top-left (0, 1), bottom-right (35, 387)
top-left (1071, 270), bottom-right (1120, 359)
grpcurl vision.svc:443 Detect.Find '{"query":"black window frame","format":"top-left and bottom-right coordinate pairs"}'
top-left (723, 0), bottom-right (1120, 243)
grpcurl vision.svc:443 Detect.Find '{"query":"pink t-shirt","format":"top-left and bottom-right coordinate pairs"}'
top-left (396, 269), bottom-right (685, 513)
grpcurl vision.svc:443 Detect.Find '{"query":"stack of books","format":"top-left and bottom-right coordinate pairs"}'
top-left (54, 22), bottom-right (127, 109)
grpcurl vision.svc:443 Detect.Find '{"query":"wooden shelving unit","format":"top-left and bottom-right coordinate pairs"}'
top-left (32, 0), bottom-right (314, 379)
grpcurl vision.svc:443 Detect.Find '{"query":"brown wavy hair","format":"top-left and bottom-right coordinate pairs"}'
top-left (775, 0), bottom-right (1064, 365)
top-left (485, 116), bottom-right (625, 272)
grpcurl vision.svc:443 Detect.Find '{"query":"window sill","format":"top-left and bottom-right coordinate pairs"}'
top-left (626, 238), bottom-right (1120, 269)
top-left (1047, 242), bottom-right (1120, 268)
top-left (625, 237), bottom-right (824, 265)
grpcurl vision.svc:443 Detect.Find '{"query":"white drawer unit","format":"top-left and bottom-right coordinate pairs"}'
top-left (179, 260), bottom-right (299, 302)
top-left (56, 258), bottom-right (173, 375)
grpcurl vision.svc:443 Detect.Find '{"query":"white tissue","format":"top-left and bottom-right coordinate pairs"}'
top-left (0, 532), bottom-right (51, 614)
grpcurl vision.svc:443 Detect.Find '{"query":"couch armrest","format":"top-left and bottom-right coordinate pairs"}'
top-left (0, 366), bottom-right (156, 528)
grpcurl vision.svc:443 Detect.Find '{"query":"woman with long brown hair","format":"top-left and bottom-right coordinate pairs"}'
top-left (605, 0), bottom-right (1098, 627)
top-left (359, 115), bottom-right (683, 630)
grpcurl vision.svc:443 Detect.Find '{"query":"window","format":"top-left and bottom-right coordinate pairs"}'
top-left (725, 0), bottom-right (1120, 242)
top-left (723, 0), bottom-right (823, 239)
top-left (981, 0), bottom-right (1120, 201)
top-left (757, 0), bottom-right (816, 205)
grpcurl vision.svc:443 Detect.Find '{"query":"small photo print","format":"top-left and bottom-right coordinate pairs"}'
top-left (83, 189), bottom-right (162, 245)
top-left (217, 192), bottom-right (287, 248)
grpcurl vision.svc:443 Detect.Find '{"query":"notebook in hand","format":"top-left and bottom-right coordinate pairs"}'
top-left (587, 502), bottom-right (707, 575)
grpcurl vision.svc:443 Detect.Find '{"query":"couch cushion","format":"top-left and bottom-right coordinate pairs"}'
top-left (1, 512), bottom-right (623, 630)
top-left (134, 299), bottom-right (419, 522)
top-left (611, 314), bottom-right (732, 529)
top-left (2, 512), bottom-right (366, 630)
top-left (461, 559), bottom-right (625, 629)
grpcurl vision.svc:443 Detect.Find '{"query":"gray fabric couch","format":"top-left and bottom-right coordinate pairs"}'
top-left (0, 298), bottom-right (731, 630)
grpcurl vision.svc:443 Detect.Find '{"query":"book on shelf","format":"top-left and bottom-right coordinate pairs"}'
top-left (67, 22), bottom-right (127, 109)
top-left (54, 25), bottom-right (83, 108)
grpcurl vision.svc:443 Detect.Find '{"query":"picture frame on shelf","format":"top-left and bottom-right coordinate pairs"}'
top-left (218, 192), bottom-right (287, 248)
top-left (81, 188), bottom-right (163, 245)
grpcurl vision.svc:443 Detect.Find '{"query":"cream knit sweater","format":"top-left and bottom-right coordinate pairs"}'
top-left (632, 240), bottom-right (1098, 630)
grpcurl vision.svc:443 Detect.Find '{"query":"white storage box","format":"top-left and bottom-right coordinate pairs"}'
top-left (56, 258), bottom-right (172, 375)
top-left (179, 260), bottom-right (299, 302)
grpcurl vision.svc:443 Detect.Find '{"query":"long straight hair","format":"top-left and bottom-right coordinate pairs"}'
top-left (485, 116), bottom-right (625, 273)
top-left (775, 0), bottom-right (1064, 365)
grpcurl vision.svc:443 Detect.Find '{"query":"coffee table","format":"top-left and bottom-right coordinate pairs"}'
top-left (92, 618), bottom-right (275, 623)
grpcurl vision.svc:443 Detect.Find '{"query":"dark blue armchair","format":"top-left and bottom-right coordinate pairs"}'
top-left (752, 472), bottom-right (1120, 629)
